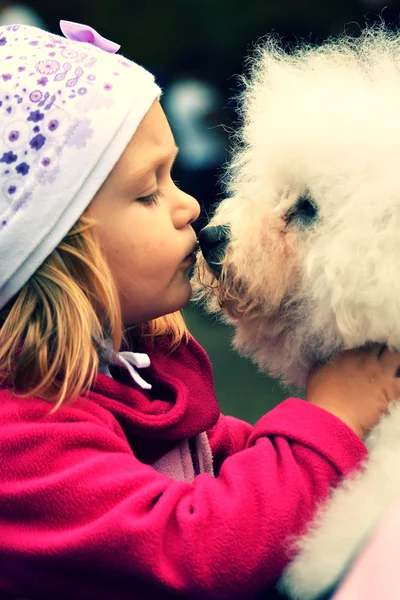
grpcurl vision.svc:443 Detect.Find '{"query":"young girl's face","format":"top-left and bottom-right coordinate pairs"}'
top-left (89, 100), bottom-right (200, 326)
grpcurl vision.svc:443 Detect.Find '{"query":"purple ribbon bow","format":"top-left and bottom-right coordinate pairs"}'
top-left (59, 20), bottom-right (120, 54)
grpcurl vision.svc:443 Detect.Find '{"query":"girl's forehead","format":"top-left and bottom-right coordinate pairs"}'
top-left (114, 102), bottom-right (177, 177)
top-left (129, 101), bottom-right (174, 152)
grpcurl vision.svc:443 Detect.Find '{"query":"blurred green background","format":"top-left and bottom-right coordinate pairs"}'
top-left (184, 304), bottom-right (288, 423)
top-left (6, 0), bottom-right (400, 422)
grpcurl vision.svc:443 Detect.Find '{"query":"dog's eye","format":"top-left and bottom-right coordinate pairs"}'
top-left (285, 194), bottom-right (318, 227)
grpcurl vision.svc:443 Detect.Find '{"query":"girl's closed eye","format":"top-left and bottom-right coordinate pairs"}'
top-left (136, 190), bottom-right (163, 206)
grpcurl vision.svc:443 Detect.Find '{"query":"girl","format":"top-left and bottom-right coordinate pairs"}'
top-left (0, 20), bottom-right (399, 600)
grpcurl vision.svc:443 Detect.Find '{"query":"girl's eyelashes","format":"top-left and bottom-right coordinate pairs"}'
top-left (136, 189), bottom-right (163, 206)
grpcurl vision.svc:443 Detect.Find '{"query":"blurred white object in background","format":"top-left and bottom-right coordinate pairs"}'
top-left (164, 79), bottom-right (226, 172)
top-left (0, 2), bottom-right (46, 28)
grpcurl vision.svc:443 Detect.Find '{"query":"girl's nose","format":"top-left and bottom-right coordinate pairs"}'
top-left (175, 189), bottom-right (200, 226)
top-left (187, 193), bottom-right (201, 225)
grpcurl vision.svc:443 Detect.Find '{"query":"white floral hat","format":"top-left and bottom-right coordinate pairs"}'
top-left (0, 20), bottom-right (161, 309)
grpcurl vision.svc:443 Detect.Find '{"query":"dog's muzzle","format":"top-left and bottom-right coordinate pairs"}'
top-left (198, 225), bottom-right (230, 279)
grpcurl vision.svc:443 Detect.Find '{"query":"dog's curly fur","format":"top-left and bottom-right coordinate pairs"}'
top-left (194, 25), bottom-right (400, 389)
top-left (193, 25), bottom-right (400, 599)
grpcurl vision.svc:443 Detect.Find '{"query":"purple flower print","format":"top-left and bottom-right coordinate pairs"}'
top-left (8, 186), bottom-right (16, 195)
top-left (1, 74), bottom-right (12, 81)
top-left (33, 126), bottom-right (40, 133)
top-left (27, 110), bottom-right (44, 123)
top-left (29, 41), bottom-right (39, 47)
top-left (0, 151), bottom-right (17, 164)
top-left (18, 66), bottom-right (26, 72)
top-left (78, 87), bottom-right (87, 96)
top-left (41, 157), bottom-right (51, 167)
top-left (61, 49), bottom-right (78, 60)
top-left (29, 90), bottom-right (42, 103)
top-left (104, 83), bottom-right (113, 91)
top-left (37, 77), bottom-right (48, 86)
top-left (6, 107), bottom-right (11, 114)
top-left (29, 134), bottom-right (46, 151)
top-left (8, 131), bottom-right (20, 143)
top-left (48, 120), bottom-right (59, 132)
top-left (16, 162), bottom-right (29, 175)
top-left (67, 118), bottom-right (93, 149)
top-left (36, 59), bottom-right (60, 75)
top-left (0, 37), bottom-right (7, 46)
top-left (44, 95), bottom-right (56, 111)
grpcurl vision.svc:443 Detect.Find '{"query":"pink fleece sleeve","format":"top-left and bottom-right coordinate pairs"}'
top-left (0, 398), bottom-right (366, 600)
top-left (206, 413), bottom-right (253, 473)
top-left (209, 398), bottom-right (365, 478)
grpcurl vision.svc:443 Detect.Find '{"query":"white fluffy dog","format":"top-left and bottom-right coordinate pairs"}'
top-left (194, 26), bottom-right (400, 599)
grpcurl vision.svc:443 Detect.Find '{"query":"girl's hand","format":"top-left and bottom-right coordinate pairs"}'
top-left (306, 345), bottom-right (400, 438)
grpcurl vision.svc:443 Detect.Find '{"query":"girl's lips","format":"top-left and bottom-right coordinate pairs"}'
top-left (182, 240), bottom-right (199, 265)
top-left (182, 252), bottom-right (197, 266)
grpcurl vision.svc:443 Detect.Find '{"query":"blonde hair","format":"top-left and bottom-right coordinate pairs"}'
top-left (0, 212), bottom-right (189, 413)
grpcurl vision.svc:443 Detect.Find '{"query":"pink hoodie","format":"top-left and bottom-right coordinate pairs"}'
top-left (0, 334), bottom-right (366, 600)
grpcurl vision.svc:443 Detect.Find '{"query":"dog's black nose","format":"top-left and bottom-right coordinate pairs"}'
top-left (198, 225), bottom-right (230, 278)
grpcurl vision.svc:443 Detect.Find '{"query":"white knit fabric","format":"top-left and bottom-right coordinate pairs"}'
top-left (0, 21), bottom-right (160, 309)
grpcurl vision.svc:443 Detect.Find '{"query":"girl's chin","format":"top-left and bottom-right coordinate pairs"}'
top-left (122, 279), bottom-right (194, 326)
